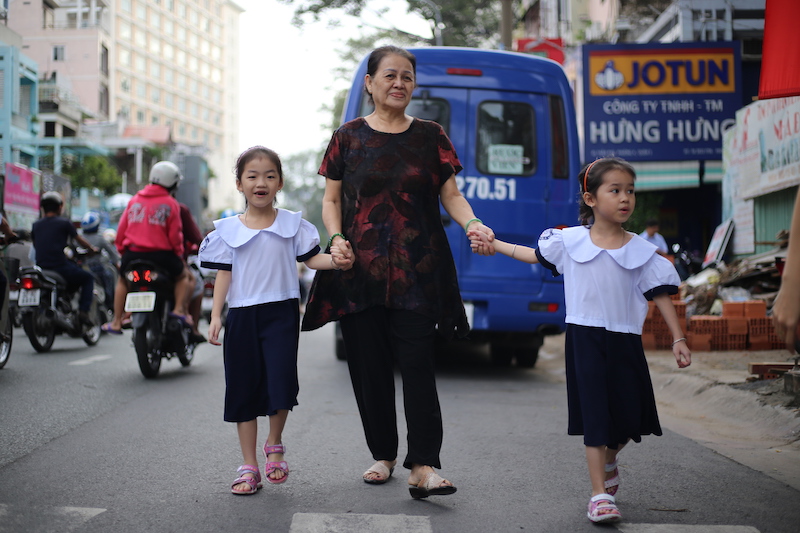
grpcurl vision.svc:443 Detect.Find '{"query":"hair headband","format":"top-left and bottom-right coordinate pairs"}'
top-left (583, 159), bottom-right (600, 193)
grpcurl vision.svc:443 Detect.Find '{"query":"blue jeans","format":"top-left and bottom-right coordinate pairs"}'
top-left (50, 262), bottom-right (94, 312)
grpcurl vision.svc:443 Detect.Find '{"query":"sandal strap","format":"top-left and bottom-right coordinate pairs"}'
top-left (364, 461), bottom-right (392, 479)
top-left (604, 460), bottom-right (618, 473)
top-left (264, 443), bottom-right (286, 455)
top-left (416, 471), bottom-right (451, 490)
top-left (237, 464), bottom-right (261, 481)
top-left (266, 460), bottom-right (289, 473)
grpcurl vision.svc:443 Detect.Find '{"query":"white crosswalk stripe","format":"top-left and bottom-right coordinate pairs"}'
top-left (290, 512), bottom-right (432, 533)
top-left (616, 524), bottom-right (760, 532)
top-left (0, 504), bottom-right (105, 532)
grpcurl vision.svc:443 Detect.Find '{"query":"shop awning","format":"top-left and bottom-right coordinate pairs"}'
top-left (632, 161), bottom-right (699, 190)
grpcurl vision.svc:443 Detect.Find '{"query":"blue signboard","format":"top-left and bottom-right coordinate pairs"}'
top-left (582, 42), bottom-right (742, 162)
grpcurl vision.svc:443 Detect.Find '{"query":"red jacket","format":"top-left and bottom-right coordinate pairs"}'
top-left (116, 184), bottom-right (184, 258)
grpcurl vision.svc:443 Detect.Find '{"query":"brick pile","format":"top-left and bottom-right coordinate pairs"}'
top-left (642, 298), bottom-right (781, 351)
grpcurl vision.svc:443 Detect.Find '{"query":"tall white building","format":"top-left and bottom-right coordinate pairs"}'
top-left (8, 0), bottom-right (243, 215)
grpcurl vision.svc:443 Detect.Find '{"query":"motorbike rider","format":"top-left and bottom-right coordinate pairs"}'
top-left (102, 161), bottom-right (192, 334)
top-left (30, 192), bottom-right (99, 326)
top-left (81, 211), bottom-right (120, 310)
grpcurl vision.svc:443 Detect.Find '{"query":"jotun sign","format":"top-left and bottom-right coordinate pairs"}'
top-left (582, 42), bottom-right (741, 162)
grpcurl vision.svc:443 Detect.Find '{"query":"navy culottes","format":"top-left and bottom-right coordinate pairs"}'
top-left (222, 299), bottom-right (300, 422)
top-left (565, 324), bottom-right (662, 448)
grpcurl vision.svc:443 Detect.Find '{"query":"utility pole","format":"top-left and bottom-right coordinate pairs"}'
top-left (500, 0), bottom-right (513, 50)
top-left (419, 0), bottom-right (444, 46)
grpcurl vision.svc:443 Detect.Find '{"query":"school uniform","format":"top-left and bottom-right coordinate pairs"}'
top-left (535, 226), bottom-right (680, 449)
top-left (199, 209), bottom-right (320, 422)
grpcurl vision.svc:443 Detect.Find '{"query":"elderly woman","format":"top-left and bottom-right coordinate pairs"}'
top-left (302, 45), bottom-right (494, 499)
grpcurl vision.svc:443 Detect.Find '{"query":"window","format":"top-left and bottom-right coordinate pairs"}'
top-left (53, 45), bottom-right (65, 61)
top-left (359, 92), bottom-right (450, 134)
top-left (151, 62), bottom-right (161, 78)
top-left (476, 101), bottom-right (536, 175)
top-left (136, 3), bottom-right (147, 21)
top-left (152, 115), bottom-right (159, 125)
top-left (121, 77), bottom-right (131, 92)
top-left (151, 88), bottom-right (160, 104)
top-left (99, 86), bottom-right (109, 115)
top-left (119, 21), bottom-right (131, 40)
top-left (100, 45), bottom-right (109, 75)
top-left (137, 83), bottom-right (146, 98)
top-left (137, 110), bottom-right (145, 124)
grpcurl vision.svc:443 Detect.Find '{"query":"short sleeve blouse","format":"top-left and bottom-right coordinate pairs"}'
top-left (536, 226), bottom-right (679, 334)
top-left (199, 209), bottom-right (320, 308)
top-left (301, 117), bottom-right (468, 338)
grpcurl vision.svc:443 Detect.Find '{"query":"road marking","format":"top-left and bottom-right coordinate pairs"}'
top-left (0, 504), bottom-right (105, 532)
top-left (69, 355), bottom-right (113, 366)
top-left (617, 524), bottom-right (760, 532)
top-left (290, 513), bottom-right (432, 533)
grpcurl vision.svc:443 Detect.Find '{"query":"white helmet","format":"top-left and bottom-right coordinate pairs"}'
top-left (149, 161), bottom-right (183, 189)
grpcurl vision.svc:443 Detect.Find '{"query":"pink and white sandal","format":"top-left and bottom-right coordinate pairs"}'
top-left (604, 459), bottom-right (620, 496)
top-left (263, 442), bottom-right (289, 484)
top-left (230, 464), bottom-right (262, 495)
top-left (587, 493), bottom-right (622, 523)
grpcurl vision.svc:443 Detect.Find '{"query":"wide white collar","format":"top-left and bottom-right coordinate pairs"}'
top-left (213, 209), bottom-right (302, 248)
top-left (563, 226), bottom-right (657, 269)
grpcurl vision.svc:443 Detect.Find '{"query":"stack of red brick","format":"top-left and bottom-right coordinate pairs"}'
top-left (642, 298), bottom-right (783, 351)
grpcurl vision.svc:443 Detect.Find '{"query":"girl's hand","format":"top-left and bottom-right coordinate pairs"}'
top-left (332, 241), bottom-right (354, 271)
top-left (468, 229), bottom-right (495, 256)
top-left (208, 316), bottom-right (223, 346)
top-left (672, 340), bottom-right (691, 368)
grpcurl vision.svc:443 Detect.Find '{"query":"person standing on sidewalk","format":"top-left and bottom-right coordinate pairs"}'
top-left (469, 157), bottom-right (691, 524)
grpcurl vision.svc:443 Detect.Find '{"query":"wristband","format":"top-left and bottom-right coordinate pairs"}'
top-left (327, 233), bottom-right (345, 248)
top-left (464, 218), bottom-right (482, 233)
top-left (671, 337), bottom-right (686, 346)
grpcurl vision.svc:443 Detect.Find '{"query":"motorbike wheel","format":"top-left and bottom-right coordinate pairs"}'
top-left (22, 311), bottom-right (56, 353)
top-left (82, 302), bottom-right (104, 346)
top-left (178, 341), bottom-right (195, 367)
top-left (0, 315), bottom-right (12, 369)
top-left (134, 316), bottom-right (161, 378)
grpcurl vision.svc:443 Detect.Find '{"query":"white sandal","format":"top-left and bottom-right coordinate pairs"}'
top-left (408, 471), bottom-right (457, 499)
top-left (363, 460), bottom-right (395, 485)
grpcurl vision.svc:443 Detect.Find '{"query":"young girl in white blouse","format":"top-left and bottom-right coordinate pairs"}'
top-left (199, 146), bottom-right (353, 495)
top-left (468, 157), bottom-right (691, 523)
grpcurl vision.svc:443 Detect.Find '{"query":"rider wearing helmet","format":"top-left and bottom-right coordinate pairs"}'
top-left (30, 192), bottom-right (99, 325)
top-left (102, 161), bottom-right (192, 334)
top-left (81, 211), bottom-right (120, 310)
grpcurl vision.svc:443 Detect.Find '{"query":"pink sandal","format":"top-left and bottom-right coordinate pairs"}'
top-left (587, 493), bottom-right (621, 523)
top-left (263, 442), bottom-right (289, 484)
top-left (604, 459), bottom-right (620, 496)
top-left (230, 465), bottom-right (262, 495)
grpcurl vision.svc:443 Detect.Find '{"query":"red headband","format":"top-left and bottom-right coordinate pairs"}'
top-left (583, 159), bottom-right (600, 193)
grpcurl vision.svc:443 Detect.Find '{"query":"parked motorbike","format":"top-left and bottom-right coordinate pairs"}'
top-left (17, 247), bottom-right (106, 353)
top-left (672, 242), bottom-right (703, 281)
top-left (123, 259), bottom-right (197, 378)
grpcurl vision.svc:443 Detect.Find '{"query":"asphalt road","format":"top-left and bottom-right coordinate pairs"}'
top-left (0, 323), bottom-right (798, 533)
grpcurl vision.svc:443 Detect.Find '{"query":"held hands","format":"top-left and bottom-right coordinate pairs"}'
top-left (467, 228), bottom-right (496, 256)
top-left (331, 239), bottom-right (354, 271)
top-left (672, 339), bottom-right (692, 368)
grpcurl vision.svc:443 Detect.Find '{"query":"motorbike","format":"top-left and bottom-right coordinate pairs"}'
top-left (672, 242), bottom-right (703, 281)
top-left (0, 235), bottom-right (20, 369)
top-left (17, 247), bottom-right (106, 353)
top-left (188, 255), bottom-right (226, 328)
top-left (123, 259), bottom-right (197, 378)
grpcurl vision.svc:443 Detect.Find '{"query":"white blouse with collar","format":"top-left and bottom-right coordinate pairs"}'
top-left (199, 209), bottom-right (320, 308)
top-left (537, 226), bottom-right (679, 335)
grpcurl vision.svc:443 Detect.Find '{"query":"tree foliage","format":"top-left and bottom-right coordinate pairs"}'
top-left (279, 0), bottom-right (501, 48)
top-left (63, 156), bottom-right (123, 196)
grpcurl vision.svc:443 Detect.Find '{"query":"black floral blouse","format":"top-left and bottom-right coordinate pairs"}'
top-left (301, 117), bottom-right (469, 339)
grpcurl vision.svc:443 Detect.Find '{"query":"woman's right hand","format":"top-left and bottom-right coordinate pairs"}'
top-left (468, 229), bottom-right (496, 256)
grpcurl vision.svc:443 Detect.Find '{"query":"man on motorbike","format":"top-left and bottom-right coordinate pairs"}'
top-left (31, 192), bottom-right (99, 326)
top-left (101, 161), bottom-right (192, 334)
top-left (81, 211), bottom-right (120, 310)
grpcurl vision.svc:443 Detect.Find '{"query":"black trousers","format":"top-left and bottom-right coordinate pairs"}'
top-left (340, 307), bottom-right (443, 470)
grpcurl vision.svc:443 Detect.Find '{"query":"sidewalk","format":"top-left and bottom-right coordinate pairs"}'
top-left (536, 334), bottom-right (800, 491)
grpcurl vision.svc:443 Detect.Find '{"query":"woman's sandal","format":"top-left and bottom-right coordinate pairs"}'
top-left (363, 460), bottom-right (395, 485)
top-left (587, 493), bottom-right (622, 523)
top-left (230, 465), bottom-right (262, 495)
top-left (604, 459), bottom-right (620, 496)
top-left (408, 471), bottom-right (457, 499)
top-left (263, 442), bottom-right (289, 484)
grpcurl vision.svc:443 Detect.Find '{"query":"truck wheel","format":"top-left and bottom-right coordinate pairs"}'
top-left (490, 342), bottom-right (513, 367)
top-left (334, 323), bottom-right (347, 361)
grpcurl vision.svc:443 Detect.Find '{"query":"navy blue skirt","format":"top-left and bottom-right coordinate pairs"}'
top-left (222, 299), bottom-right (300, 422)
top-left (565, 324), bottom-right (662, 448)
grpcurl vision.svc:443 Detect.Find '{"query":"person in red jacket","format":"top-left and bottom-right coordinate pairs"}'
top-left (102, 161), bottom-right (192, 334)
